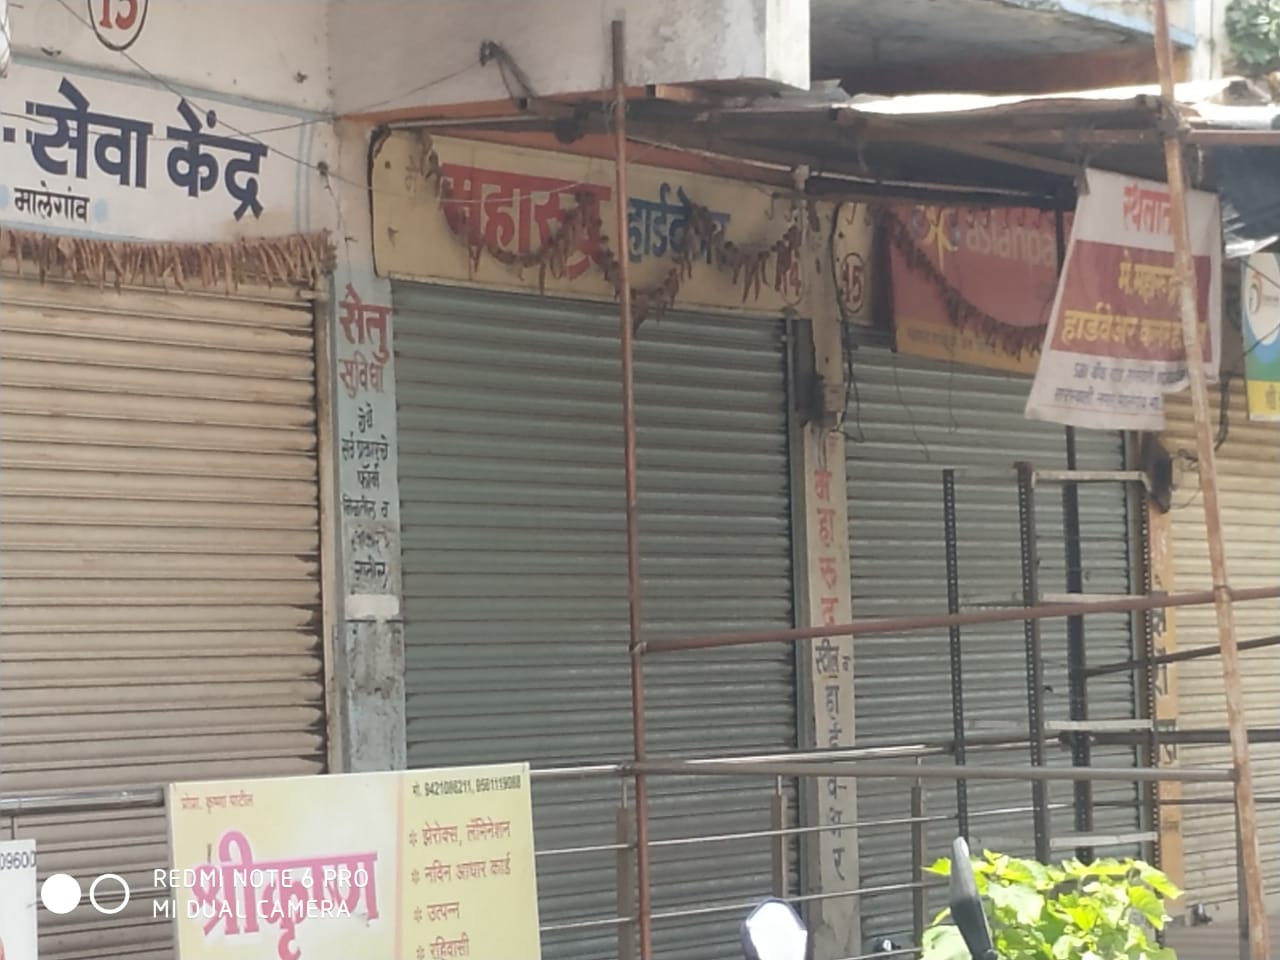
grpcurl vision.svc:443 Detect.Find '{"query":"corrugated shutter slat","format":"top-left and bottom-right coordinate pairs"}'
top-left (392, 284), bottom-right (798, 960)
top-left (0, 276), bottom-right (327, 960)
top-left (845, 350), bottom-right (1141, 948)
top-left (1166, 385), bottom-right (1280, 919)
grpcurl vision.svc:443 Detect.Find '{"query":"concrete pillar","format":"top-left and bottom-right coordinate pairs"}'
top-left (793, 201), bottom-right (876, 958)
top-left (325, 120), bottom-right (408, 773)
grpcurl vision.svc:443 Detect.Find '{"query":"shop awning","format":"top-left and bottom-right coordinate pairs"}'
top-left (403, 76), bottom-right (1280, 253)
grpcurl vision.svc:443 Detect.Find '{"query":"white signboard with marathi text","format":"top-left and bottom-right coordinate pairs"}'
top-left (0, 840), bottom-right (38, 960)
top-left (332, 264), bottom-right (403, 620)
top-left (1025, 168), bottom-right (1222, 431)
top-left (0, 62), bottom-right (321, 241)
top-left (167, 764), bottom-right (540, 960)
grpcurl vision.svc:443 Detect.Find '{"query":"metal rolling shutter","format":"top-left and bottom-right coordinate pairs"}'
top-left (844, 348), bottom-right (1141, 947)
top-left (1166, 385), bottom-right (1280, 920)
top-left (392, 283), bottom-right (798, 960)
top-left (0, 276), bottom-right (328, 960)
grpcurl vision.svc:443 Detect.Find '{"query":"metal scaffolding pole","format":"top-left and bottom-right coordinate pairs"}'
top-left (610, 19), bottom-right (653, 960)
top-left (1151, 2), bottom-right (1268, 955)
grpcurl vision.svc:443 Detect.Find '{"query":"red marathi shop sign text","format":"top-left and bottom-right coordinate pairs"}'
top-left (1050, 244), bottom-right (1213, 363)
top-left (438, 163), bottom-right (612, 281)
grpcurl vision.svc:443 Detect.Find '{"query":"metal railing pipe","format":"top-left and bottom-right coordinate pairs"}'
top-left (642, 585), bottom-right (1280, 655)
top-left (631, 758), bottom-right (1234, 784)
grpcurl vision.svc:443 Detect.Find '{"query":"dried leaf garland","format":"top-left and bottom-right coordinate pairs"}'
top-left (412, 132), bottom-right (804, 331)
top-left (875, 206), bottom-right (1048, 359)
top-left (590, 199), bottom-right (803, 331)
top-left (0, 226), bottom-right (336, 293)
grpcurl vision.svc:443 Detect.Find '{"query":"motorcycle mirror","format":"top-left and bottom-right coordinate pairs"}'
top-left (741, 897), bottom-right (808, 960)
top-left (949, 837), bottom-right (997, 960)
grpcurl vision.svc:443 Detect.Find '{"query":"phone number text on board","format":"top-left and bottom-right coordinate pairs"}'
top-left (0, 848), bottom-right (36, 871)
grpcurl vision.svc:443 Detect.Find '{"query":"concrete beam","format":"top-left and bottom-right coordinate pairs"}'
top-left (328, 0), bottom-right (810, 117)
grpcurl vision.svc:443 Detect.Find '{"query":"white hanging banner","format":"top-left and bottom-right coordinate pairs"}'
top-left (1025, 168), bottom-right (1222, 431)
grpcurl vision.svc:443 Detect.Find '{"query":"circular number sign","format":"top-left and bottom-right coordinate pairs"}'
top-left (87, 0), bottom-right (149, 52)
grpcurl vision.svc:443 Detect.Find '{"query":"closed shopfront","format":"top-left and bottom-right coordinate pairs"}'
top-left (0, 267), bottom-right (330, 959)
top-left (844, 347), bottom-right (1144, 945)
top-left (391, 282), bottom-right (799, 960)
top-left (1165, 383), bottom-right (1280, 919)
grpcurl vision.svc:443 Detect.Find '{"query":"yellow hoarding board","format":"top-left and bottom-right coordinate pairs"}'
top-left (167, 763), bottom-right (539, 960)
top-left (371, 132), bottom-right (808, 317)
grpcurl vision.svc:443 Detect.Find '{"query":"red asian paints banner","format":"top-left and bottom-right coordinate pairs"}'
top-left (888, 205), bottom-right (1071, 375)
top-left (1025, 168), bottom-right (1222, 431)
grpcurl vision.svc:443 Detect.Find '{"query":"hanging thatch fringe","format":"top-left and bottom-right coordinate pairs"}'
top-left (0, 227), bottom-right (336, 294)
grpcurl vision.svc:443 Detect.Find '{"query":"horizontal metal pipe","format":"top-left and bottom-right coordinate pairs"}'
top-left (650, 814), bottom-right (947, 850)
top-left (649, 898), bottom-right (772, 922)
top-left (0, 730), bottom-right (1211, 816)
top-left (1187, 129), bottom-right (1280, 147)
top-left (1085, 633), bottom-right (1280, 678)
top-left (535, 842), bottom-right (630, 858)
top-left (1156, 796), bottom-right (1280, 806)
top-left (790, 879), bottom-right (945, 905)
top-left (0, 765), bottom-right (631, 814)
top-left (0, 744), bottom-right (982, 818)
top-left (1089, 728), bottom-right (1280, 746)
top-left (650, 879), bottom-right (942, 924)
top-left (967, 802), bottom-right (1072, 820)
top-left (642, 585), bottom-right (1280, 655)
top-left (539, 915), bottom-right (633, 933)
top-left (537, 811), bottom-right (952, 861)
top-left (0, 788), bottom-right (164, 815)
top-left (530, 762), bottom-right (628, 779)
top-left (632, 759), bottom-right (1234, 784)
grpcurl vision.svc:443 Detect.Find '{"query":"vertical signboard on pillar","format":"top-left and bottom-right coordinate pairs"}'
top-left (802, 428), bottom-right (860, 960)
top-left (1242, 253), bottom-right (1280, 422)
top-left (1024, 168), bottom-right (1222, 431)
top-left (335, 271), bottom-right (402, 614)
top-left (0, 840), bottom-right (38, 960)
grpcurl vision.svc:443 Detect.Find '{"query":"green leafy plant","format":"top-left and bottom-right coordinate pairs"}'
top-left (1225, 0), bottom-right (1280, 77)
top-left (921, 849), bottom-right (1182, 960)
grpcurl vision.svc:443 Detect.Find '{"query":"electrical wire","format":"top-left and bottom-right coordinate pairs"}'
top-left (50, 0), bottom-right (482, 142)
top-left (46, 0), bottom-right (521, 206)
top-left (828, 200), bottom-right (866, 444)
top-left (38, 0), bottom-right (668, 214)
